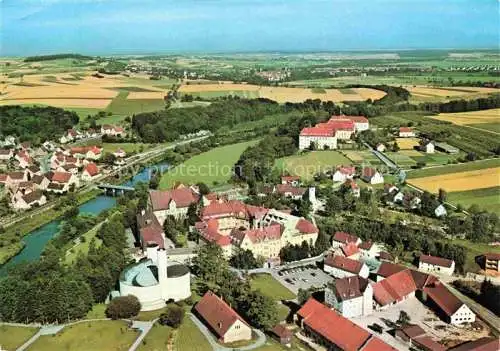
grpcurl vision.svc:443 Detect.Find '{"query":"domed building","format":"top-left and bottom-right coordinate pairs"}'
top-left (117, 244), bottom-right (191, 311)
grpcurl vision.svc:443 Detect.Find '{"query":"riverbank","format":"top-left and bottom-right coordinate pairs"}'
top-left (0, 189), bottom-right (102, 265)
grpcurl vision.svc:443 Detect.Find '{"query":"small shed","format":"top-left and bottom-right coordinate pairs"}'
top-left (271, 324), bottom-right (293, 346)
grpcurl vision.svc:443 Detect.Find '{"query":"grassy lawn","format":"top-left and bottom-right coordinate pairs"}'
top-left (467, 122), bottom-right (500, 134)
top-left (275, 151), bottom-right (352, 180)
top-left (0, 325), bottom-right (39, 351)
top-left (384, 152), bottom-right (417, 167)
top-left (249, 274), bottom-right (295, 301)
top-left (447, 186), bottom-right (500, 215)
top-left (67, 107), bottom-right (102, 120)
top-left (65, 224), bottom-right (103, 265)
top-left (159, 140), bottom-right (259, 188)
top-left (406, 158), bottom-right (500, 179)
top-left (135, 307), bottom-right (169, 322)
top-left (174, 317), bottom-right (211, 351)
top-left (28, 321), bottom-right (139, 351)
top-left (137, 323), bottom-right (172, 351)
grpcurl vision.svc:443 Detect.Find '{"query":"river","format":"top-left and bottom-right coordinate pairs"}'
top-left (0, 163), bottom-right (169, 274)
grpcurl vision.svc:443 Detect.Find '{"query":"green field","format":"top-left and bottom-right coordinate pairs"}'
top-left (447, 187), bottom-right (500, 215)
top-left (249, 274), bottom-right (295, 301)
top-left (0, 325), bottom-right (39, 351)
top-left (65, 223), bottom-right (103, 265)
top-left (137, 323), bottom-right (172, 351)
top-left (467, 122), bottom-right (500, 134)
top-left (105, 91), bottom-right (166, 116)
top-left (174, 317), bottom-right (211, 351)
top-left (28, 321), bottom-right (139, 351)
top-left (406, 158), bottom-right (500, 179)
top-left (275, 151), bottom-right (352, 180)
top-left (159, 140), bottom-right (259, 188)
top-left (185, 90), bottom-right (260, 99)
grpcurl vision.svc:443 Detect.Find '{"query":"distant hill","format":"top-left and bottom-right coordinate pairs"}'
top-left (24, 53), bottom-right (94, 62)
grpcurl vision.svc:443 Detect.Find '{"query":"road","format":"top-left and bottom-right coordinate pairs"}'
top-left (0, 135), bottom-right (209, 229)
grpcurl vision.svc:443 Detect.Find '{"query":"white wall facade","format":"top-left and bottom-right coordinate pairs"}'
top-left (223, 319), bottom-right (252, 344)
top-left (324, 264), bottom-right (369, 279)
top-left (299, 135), bottom-right (337, 150)
top-left (450, 304), bottom-right (475, 325)
top-left (419, 261), bottom-right (455, 276)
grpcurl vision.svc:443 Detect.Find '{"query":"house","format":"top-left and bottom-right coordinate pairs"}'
top-left (372, 269), bottom-right (417, 309)
top-left (324, 255), bottom-right (370, 279)
top-left (6, 171), bottom-right (27, 187)
top-left (15, 151), bottom-right (33, 168)
top-left (281, 175), bottom-right (300, 186)
top-left (326, 119), bottom-right (356, 140)
top-left (70, 146), bottom-right (102, 160)
top-left (12, 190), bottom-right (46, 210)
top-left (329, 115), bottom-right (370, 132)
top-left (271, 324), bottom-right (293, 346)
top-left (332, 231), bottom-right (361, 249)
top-left (341, 242), bottom-right (360, 259)
top-left (275, 184), bottom-right (306, 200)
top-left (481, 253), bottom-right (500, 273)
top-left (194, 291), bottom-right (252, 344)
top-left (31, 174), bottom-right (50, 191)
top-left (361, 167), bottom-right (383, 184)
top-left (60, 129), bottom-right (78, 144)
top-left (422, 279), bottom-right (475, 325)
top-left (1, 136), bottom-right (16, 147)
top-left (421, 141), bottom-right (435, 154)
top-left (344, 179), bottom-right (360, 198)
top-left (358, 241), bottom-right (380, 260)
top-left (296, 298), bottom-right (396, 351)
top-left (101, 124), bottom-right (126, 137)
top-left (149, 187), bottom-right (199, 223)
top-left (395, 324), bottom-right (446, 351)
top-left (434, 204), bottom-right (447, 217)
top-left (27, 165), bottom-right (42, 178)
top-left (376, 143), bottom-right (386, 152)
top-left (47, 171), bottom-right (79, 192)
top-left (113, 148), bottom-right (127, 158)
top-left (137, 208), bottom-right (166, 249)
top-left (332, 165), bottom-right (356, 183)
top-left (393, 191), bottom-right (405, 203)
top-left (376, 262), bottom-right (407, 281)
top-left (325, 276), bottom-right (373, 318)
top-left (384, 184), bottom-right (399, 195)
top-left (419, 255), bottom-right (455, 276)
top-left (399, 127), bottom-right (416, 138)
top-left (81, 163), bottom-right (100, 182)
top-left (448, 337), bottom-right (499, 351)
top-left (299, 125), bottom-right (337, 150)
top-left (0, 148), bottom-right (13, 161)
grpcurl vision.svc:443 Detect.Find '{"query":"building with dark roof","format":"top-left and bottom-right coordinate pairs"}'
top-left (324, 255), bottom-right (370, 279)
top-left (325, 276), bottom-right (373, 318)
top-left (418, 254), bottom-right (455, 276)
top-left (448, 337), bottom-right (499, 351)
top-left (395, 324), bottom-right (446, 351)
top-left (195, 291), bottom-right (252, 344)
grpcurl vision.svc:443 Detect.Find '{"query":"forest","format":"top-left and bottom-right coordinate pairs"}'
top-left (0, 105), bottom-right (79, 144)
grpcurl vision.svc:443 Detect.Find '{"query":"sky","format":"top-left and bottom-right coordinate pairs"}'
top-left (1, 0), bottom-right (499, 56)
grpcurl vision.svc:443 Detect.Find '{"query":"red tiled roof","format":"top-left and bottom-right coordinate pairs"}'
top-left (231, 223), bottom-right (282, 244)
top-left (276, 184), bottom-right (306, 196)
top-left (341, 243), bottom-right (360, 257)
top-left (344, 179), bottom-right (359, 190)
top-left (399, 127), bottom-right (413, 133)
top-left (358, 241), bottom-right (373, 250)
top-left (324, 255), bottom-right (365, 275)
top-left (200, 199), bottom-right (247, 219)
top-left (281, 175), bottom-right (300, 182)
top-left (300, 126), bottom-right (334, 137)
top-left (423, 279), bottom-right (464, 317)
top-left (420, 254), bottom-right (454, 268)
top-left (0, 174), bottom-right (7, 182)
top-left (295, 218), bottom-right (318, 234)
top-left (333, 276), bottom-right (368, 301)
top-left (272, 324), bottom-right (292, 339)
top-left (409, 270), bottom-right (433, 290)
top-left (373, 270), bottom-right (417, 306)
top-left (448, 337), bottom-right (500, 351)
top-left (195, 220), bottom-right (232, 247)
top-left (52, 171), bottom-right (72, 183)
top-left (326, 118), bottom-right (355, 131)
top-left (398, 324), bottom-right (426, 339)
top-left (333, 231), bottom-right (359, 245)
top-left (361, 336), bottom-right (398, 351)
top-left (195, 291), bottom-right (249, 340)
top-left (84, 163), bottom-right (99, 176)
top-left (412, 336), bottom-right (447, 351)
top-left (377, 262), bottom-right (406, 278)
top-left (331, 115), bottom-right (369, 124)
top-left (484, 253), bottom-right (500, 260)
top-left (150, 188), bottom-right (198, 210)
top-left (362, 167), bottom-right (378, 178)
top-left (297, 298), bottom-right (370, 351)
top-left (336, 165), bottom-right (356, 175)
top-left (140, 225), bottom-right (165, 248)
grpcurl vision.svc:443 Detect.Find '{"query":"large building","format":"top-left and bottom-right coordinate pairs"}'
top-left (194, 199), bottom-right (318, 261)
top-left (325, 276), bottom-right (373, 318)
top-left (148, 185), bottom-right (199, 224)
top-left (117, 246), bottom-right (191, 311)
top-left (324, 255), bottom-right (370, 279)
top-left (195, 291), bottom-right (252, 344)
top-left (418, 254), bottom-right (455, 276)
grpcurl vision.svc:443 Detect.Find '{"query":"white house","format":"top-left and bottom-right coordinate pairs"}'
top-left (399, 127), bottom-right (416, 138)
top-left (332, 166), bottom-right (355, 183)
top-left (324, 255), bottom-right (369, 279)
top-left (113, 148), bottom-right (127, 158)
top-left (361, 167), bottom-right (384, 184)
top-left (195, 291), bottom-right (252, 344)
top-left (325, 276), bottom-right (373, 318)
top-left (434, 204), bottom-right (447, 217)
top-left (12, 190), bottom-right (46, 210)
top-left (393, 191), bottom-right (405, 203)
top-left (31, 174), bottom-right (50, 191)
top-left (299, 126), bottom-right (337, 150)
top-left (101, 125), bottom-right (126, 137)
top-left (376, 143), bottom-right (386, 152)
top-left (418, 254), bottom-right (455, 276)
top-left (422, 141), bottom-right (435, 154)
top-left (81, 163), bottom-right (100, 182)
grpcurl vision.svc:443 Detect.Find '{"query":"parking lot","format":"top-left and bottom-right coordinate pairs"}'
top-left (272, 264), bottom-right (332, 294)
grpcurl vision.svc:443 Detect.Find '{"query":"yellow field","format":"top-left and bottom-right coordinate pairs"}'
top-left (399, 149), bottom-right (424, 156)
top-left (396, 137), bottom-right (420, 150)
top-left (406, 86), bottom-right (500, 98)
top-left (408, 167), bottom-right (500, 193)
top-left (431, 109), bottom-right (500, 125)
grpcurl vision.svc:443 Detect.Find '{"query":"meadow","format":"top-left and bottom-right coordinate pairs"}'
top-left (406, 158), bottom-right (500, 179)
top-left (28, 321), bottom-right (139, 351)
top-left (0, 325), bottom-right (39, 351)
top-left (447, 187), bottom-right (500, 215)
top-left (275, 151), bottom-right (352, 180)
top-left (159, 140), bottom-right (259, 188)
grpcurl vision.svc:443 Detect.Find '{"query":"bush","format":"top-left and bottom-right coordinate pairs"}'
top-left (159, 304), bottom-right (185, 328)
top-left (105, 295), bottom-right (141, 319)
